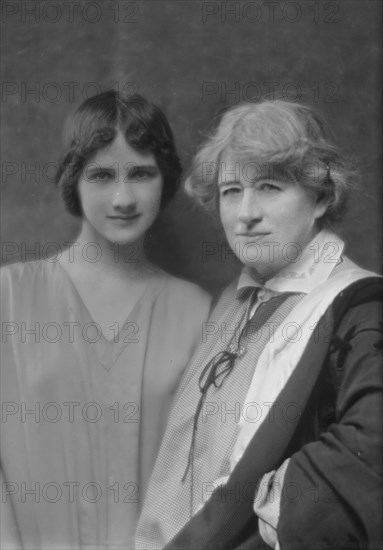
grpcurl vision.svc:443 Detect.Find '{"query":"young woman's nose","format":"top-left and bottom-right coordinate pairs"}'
top-left (238, 188), bottom-right (262, 224)
top-left (111, 181), bottom-right (136, 210)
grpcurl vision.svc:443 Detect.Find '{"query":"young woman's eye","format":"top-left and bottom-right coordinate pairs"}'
top-left (130, 168), bottom-right (156, 181)
top-left (87, 170), bottom-right (113, 183)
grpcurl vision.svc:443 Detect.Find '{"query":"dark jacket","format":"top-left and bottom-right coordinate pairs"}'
top-left (164, 278), bottom-right (383, 550)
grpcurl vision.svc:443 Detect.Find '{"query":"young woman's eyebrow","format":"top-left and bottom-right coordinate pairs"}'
top-left (85, 164), bottom-right (116, 174)
top-left (128, 163), bottom-right (158, 170)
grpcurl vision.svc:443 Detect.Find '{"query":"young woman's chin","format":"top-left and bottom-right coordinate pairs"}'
top-left (81, 217), bottom-right (151, 248)
top-left (101, 232), bottom-right (147, 252)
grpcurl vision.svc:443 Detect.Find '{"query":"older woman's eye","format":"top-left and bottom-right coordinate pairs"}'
top-left (220, 187), bottom-right (241, 197)
top-left (259, 182), bottom-right (281, 192)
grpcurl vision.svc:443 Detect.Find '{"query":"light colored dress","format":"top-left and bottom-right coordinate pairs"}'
top-left (1, 260), bottom-right (210, 550)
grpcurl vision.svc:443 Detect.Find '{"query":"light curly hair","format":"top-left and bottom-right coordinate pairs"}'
top-left (185, 99), bottom-right (358, 229)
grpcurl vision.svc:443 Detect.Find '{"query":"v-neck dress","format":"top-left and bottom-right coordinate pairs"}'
top-left (1, 260), bottom-right (210, 550)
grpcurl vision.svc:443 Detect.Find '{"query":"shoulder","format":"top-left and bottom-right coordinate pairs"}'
top-left (332, 276), bottom-right (383, 329)
top-left (161, 274), bottom-right (212, 314)
top-left (147, 274), bottom-right (211, 342)
top-left (1, 261), bottom-right (59, 314)
top-left (310, 257), bottom-right (383, 332)
top-left (311, 274), bottom-right (383, 360)
top-left (323, 276), bottom-right (383, 397)
top-left (152, 273), bottom-right (212, 330)
top-left (207, 278), bottom-right (241, 322)
top-left (1, 260), bottom-right (54, 287)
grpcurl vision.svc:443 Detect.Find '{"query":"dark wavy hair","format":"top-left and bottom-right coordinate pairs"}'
top-left (55, 90), bottom-right (182, 216)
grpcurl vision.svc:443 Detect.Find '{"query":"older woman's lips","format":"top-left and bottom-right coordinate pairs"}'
top-left (236, 232), bottom-right (270, 238)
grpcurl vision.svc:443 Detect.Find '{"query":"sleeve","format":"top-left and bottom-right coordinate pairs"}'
top-left (0, 271), bottom-right (21, 549)
top-left (253, 459), bottom-right (290, 549)
top-left (0, 468), bottom-right (23, 550)
top-left (277, 298), bottom-right (383, 548)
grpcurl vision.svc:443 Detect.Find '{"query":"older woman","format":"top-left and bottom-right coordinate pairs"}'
top-left (135, 100), bottom-right (382, 549)
top-left (1, 91), bottom-right (210, 549)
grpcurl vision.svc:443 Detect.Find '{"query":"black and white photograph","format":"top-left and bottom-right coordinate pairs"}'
top-left (1, 1), bottom-right (382, 549)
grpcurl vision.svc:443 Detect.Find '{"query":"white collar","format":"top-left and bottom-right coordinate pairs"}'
top-left (237, 229), bottom-right (345, 297)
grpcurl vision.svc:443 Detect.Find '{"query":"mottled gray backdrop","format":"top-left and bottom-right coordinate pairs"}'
top-left (1, 0), bottom-right (381, 294)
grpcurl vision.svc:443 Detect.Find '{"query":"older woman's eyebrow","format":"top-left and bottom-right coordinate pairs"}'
top-left (217, 178), bottom-right (240, 187)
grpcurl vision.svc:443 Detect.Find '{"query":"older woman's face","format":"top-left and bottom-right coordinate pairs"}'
top-left (218, 154), bottom-right (327, 280)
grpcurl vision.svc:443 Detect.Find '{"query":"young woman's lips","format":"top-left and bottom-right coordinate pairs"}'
top-left (107, 214), bottom-right (141, 223)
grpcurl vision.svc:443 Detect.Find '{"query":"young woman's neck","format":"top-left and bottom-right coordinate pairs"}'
top-left (67, 223), bottom-right (153, 279)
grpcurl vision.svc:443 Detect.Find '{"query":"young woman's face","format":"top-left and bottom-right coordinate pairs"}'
top-left (78, 132), bottom-right (163, 246)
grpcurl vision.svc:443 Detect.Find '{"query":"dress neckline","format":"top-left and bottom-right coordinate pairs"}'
top-left (52, 260), bottom-right (168, 369)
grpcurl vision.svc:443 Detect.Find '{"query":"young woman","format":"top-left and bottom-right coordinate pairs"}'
top-left (1, 91), bottom-right (210, 549)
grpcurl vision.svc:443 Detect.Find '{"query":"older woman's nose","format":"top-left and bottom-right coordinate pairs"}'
top-left (238, 189), bottom-right (262, 224)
